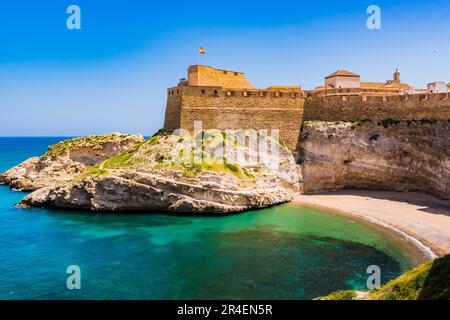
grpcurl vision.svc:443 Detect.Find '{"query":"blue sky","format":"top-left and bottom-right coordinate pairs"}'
top-left (0, 0), bottom-right (449, 136)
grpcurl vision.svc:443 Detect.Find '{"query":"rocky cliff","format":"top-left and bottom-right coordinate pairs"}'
top-left (299, 120), bottom-right (450, 199)
top-left (318, 254), bottom-right (450, 300)
top-left (20, 130), bottom-right (301, 213)
top-left (0, 133), bottom-right (144, 191)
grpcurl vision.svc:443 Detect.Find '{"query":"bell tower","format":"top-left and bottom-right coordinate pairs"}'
top-left (393, 68), bottom-right (401, 83)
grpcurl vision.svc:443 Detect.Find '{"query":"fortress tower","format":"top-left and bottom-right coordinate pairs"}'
top-left (187, 65), bottom-right (254, 89)
top-left (163, 65), bottom-right (305, 150)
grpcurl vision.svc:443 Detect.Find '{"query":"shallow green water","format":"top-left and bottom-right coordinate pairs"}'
top-left (0, 138), bottom-right (416, 299)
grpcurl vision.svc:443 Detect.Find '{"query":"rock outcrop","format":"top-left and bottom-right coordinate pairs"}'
top-left (0, 133), bottom-right (144, 191)
top-left (20, 130), bottom-right (301, 213)
top-left (299, 120), bottom-right (450, 199)
top-left (318, 254), bottom-right (450, 300)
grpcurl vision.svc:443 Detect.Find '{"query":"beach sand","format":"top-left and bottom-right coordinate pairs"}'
top-left (293, 190), bottom-right (450, 258)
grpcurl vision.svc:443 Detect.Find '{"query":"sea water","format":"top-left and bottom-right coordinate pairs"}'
top-left (0, 137), bottom-right (417, 299)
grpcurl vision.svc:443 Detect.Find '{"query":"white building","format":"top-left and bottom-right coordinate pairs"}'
top-left (324, 70), bottom-right (360, 89)
top-left (427, 82), bottom-right (448, 94)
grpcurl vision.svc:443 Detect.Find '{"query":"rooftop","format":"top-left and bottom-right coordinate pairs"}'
top-left (325, 70), bottom-right (360, 79)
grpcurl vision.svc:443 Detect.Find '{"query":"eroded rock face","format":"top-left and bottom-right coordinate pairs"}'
top-left (20, 130), bottom-right (301, 213)
top-left (299, 120), bottom-right (450, 199)
top-left (0, 133), bottom-right (144, 191)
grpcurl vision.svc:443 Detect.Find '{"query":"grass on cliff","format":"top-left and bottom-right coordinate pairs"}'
top-left (180, 156), bottom-right (254, 180)
top-left (320, 290), bottom-right (357, 300)
top-left (45, 133), bottom-right (131, 157)
top-left (318, 254), bottom-right (450, 300)
top-left (86, 132), bottom-right (256, 180)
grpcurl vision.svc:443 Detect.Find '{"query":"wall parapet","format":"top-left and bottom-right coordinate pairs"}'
top-left (303, 93), bottom-right (450, 122)
top-left (168, 85), bottom-right (304, 99)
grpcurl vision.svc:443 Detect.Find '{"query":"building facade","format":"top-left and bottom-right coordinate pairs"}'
top-left (313, 69), bottom-right (412, 97)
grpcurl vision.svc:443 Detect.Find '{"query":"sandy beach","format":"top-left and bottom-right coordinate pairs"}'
top-left (293, 190), bottom-right (450, 258)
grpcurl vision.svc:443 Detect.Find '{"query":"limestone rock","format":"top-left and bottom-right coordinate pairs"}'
top-left (20, 130), bottom-right (301, 213)
top-left (299, 120), bottom-right (450, 199)
top-left (0, 133), bottom-right (144, 191)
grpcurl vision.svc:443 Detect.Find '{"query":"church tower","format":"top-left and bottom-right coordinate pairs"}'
top-left (393, 69), bottom-right (401, 83)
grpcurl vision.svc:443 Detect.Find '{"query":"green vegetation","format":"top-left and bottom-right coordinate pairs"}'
top-left (86, 166), bottom-right (109, 176)
top-left (370, 254), bottom-right (450, 300)
top-left (180, 156), bottom-right (253, 180)
top-left (223, 158), bottom-right (240, 173)
top-left (100, 142), bottom-right (144, 169)
top-left (82, 130), bottom-right (269, 181)
top-left (321, 290), bottom-right (357, 300)
top-left (45, 133), bottom-right (130, 157)
top-left (148, 135), bottom-right (160, 146)
top-left (319, 254), bottom-right (450, 300)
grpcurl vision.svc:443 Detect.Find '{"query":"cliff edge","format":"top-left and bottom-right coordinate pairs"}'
top-left (300, 120), bottom-right (450, 199)
top-left (318, 254), bottom-right (450, 300)
top-left (20, 130), bottom-right (301, 213)
top-left (0, 133), bottom-right (144, 191)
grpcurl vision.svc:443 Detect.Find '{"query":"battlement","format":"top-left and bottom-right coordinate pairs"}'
top-left (303, 92), bottom-right (450, 122)
top-left (167, 85), bottom-right (305, 99)
top-left (187, 65), bottom-right (254, 89)
top-left (164, 83), bottom-right (305, 149)
top-left (307, 92), bottom-right (449, 103)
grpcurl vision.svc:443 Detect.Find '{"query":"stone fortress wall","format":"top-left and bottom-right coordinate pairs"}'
top-left (164, 85), bottom-right (305, 150)
top-left (164, 65), bottom-right (305, 149)
top-left (187, 65), bottom-right (255, 89)
top-left (303, 93), bottom-right (450, 122)
top-left (163, 65), bottom-right (450, 151)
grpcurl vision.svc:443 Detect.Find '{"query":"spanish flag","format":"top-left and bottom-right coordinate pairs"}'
top-left (199, 47), bottom-right (205, 55)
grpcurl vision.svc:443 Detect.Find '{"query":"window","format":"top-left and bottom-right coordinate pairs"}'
top-left (201, 89), bottom-right (206, 94)
top-left (214, 90), bottom-right (218, 95)
top-left (234, 72), bottom-right (238, 76)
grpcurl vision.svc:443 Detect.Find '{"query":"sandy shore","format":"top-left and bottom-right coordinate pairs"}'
top-left (293, 190), bottom-right (450, 258)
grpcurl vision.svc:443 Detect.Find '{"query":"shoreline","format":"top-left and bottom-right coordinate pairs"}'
top-left (293, 190), bottom-right (450, 259)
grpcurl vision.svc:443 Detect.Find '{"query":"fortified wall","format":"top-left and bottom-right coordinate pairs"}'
top-left (164, 66), bottom-right (305, 149)
top-left (163, 65), bottom-right (450, 151)
top-left (303, 93), bottom-right (450, 122)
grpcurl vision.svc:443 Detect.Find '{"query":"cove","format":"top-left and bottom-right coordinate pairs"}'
top-left (0, 137), bottom-right (423, 300)
top-left (0, 185), bottom-right (421, 299)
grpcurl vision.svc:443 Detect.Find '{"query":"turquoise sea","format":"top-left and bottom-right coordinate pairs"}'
top-left (0, 138), bottom-right (418, 299)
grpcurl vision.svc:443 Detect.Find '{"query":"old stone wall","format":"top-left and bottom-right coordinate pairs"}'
top-left (163, 88), bottom-right (182, 131)
top-left (188, 65), bottom-right (254, 89)
top-left (163, 85), bottom-right (305, 150)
